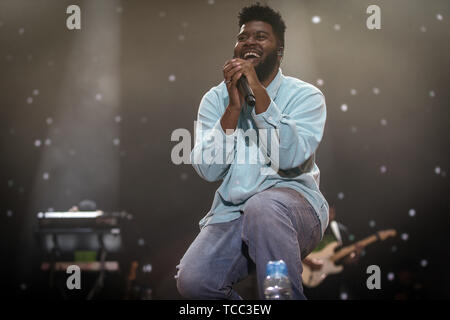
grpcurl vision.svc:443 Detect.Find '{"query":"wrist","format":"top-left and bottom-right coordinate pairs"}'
top-left (252, 85), bottom-right (271, 115)
top-left (250, 82), bottom-right (266, 93)
top-left (227, 104), bottom-right (242, 113)
top-left (244, 72), bottom-right (261, 88)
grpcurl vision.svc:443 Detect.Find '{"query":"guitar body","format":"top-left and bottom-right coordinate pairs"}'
top-left (301, 229), bottom-right (396, 288)
top-left (302, 241), bottom-right (344, 288)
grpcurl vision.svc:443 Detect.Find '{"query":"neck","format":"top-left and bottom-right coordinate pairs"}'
top-left (261, 65), bottom-right (279, 87)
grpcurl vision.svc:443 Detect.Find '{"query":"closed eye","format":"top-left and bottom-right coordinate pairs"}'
top-left (237, 35), bottom-right (247, 42)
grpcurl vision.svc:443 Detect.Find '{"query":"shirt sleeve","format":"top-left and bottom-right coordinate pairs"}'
top-left (251, 90), bottom-right (326, 171)
top-left (190, 89), bottom-right (237, 182)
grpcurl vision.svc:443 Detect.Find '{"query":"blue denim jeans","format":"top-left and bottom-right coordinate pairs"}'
top-left (176, 187), bottom-right (322, 300)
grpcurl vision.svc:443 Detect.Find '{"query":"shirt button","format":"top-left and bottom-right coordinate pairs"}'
top-left (236, 180), bottom-right (240, 185)
top-left (268, 116), bottom-right (273, 120)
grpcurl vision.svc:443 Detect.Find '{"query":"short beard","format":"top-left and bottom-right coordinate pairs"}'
top-left (255, 49), bottom-right (279, 83)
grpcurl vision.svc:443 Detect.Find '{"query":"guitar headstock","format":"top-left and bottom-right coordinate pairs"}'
top-left (377, 229), bottom-right (397, 241)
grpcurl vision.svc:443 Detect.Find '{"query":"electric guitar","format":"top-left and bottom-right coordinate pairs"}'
top-left (302, 229), bottom-right (396, 288)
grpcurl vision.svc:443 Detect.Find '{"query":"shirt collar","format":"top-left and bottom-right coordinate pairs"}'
top-left (265, 68), bottom-right (283, 100)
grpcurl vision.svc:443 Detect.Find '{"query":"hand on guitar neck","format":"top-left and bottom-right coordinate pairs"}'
top-left (303, 257), bottom-right (324, 271)
top-left (337, 243), bottom-right (363, 266)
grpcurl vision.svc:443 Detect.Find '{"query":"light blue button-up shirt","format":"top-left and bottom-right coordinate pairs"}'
top-left (191, 69), bottom-right (329, 236)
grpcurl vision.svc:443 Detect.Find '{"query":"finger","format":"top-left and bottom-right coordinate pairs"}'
top-left (222, 60), bottom-right (240, 76)
top-left (223, 61), bottom-right (242, 78)
top-left (229, 58), bottom-right (245, 64)
top-left (224, 58), bottom-right (240, 66)
top-left (225, 77), bottom-right (237, 90)
top-left (313, 258), bottom-right (324, 265)
top-left (224, 64), bottom-right (242, 78)
top-left (230, 71), bottom-right (243, 87)
top-left (223, 58), bottom-right (236, 69)
top-left (224, 65), bottom-right (242, 82)
top-left (223, 59), bottom-right (242, 72)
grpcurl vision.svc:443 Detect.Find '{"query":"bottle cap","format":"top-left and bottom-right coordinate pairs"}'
top-left (266, 260), bottom-right (288, 277)
top-left (266, 261), bottom-right (277, 276)
top-left (277, 260), bottom-right (288, 276)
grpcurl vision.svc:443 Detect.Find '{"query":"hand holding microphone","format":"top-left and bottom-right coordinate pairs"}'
top-left (223, 58), bottom-right (258, 109)
top-left (221, 57), bottom-right (265, 133)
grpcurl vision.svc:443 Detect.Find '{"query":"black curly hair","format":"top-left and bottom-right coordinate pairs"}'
top-left (238, 3), bottom-right (286, 47)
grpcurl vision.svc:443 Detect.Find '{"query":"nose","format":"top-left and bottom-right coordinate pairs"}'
top-left (244, 35), bottom-right (257, 45)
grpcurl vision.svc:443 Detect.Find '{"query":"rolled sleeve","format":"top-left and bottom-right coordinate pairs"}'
top-left (251, 100), bottom-right (282, 129)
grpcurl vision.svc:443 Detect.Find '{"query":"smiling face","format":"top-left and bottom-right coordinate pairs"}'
top-left (234, 21), bottom-right (282, 82)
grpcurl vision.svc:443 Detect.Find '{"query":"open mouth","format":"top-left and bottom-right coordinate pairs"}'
top-left (242, 50), bottom-right (262, 60)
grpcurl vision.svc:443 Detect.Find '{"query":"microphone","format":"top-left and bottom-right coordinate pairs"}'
top-left (237, 75), bottom-right (256, 107)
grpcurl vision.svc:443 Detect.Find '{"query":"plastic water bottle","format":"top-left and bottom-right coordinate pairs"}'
top-left (263, 260), bottom-right (293, 300)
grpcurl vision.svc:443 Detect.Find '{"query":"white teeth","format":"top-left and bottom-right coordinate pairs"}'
top-left (244, 51), bottom-right (261, 58)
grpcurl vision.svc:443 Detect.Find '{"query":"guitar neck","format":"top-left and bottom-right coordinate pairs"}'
top-left (330, 235), bottom-right (378, 262)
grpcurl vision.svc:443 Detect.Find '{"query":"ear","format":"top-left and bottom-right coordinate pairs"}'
top-left (277, 46), bottom-right (284, 56)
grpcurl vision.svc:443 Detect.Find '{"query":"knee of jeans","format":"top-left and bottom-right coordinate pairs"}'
top-left (177, 269), bottom-right (199, 299)
top-left (176, 266), bottom-right (204, 299)
top-left (176, 268), bottom-right (213, 300)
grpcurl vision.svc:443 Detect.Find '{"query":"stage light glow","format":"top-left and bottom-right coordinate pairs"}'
top-left (312, 16), bottom-right (321, 24)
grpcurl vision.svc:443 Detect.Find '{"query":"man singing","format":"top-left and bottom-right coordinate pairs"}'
top-left (176, 3), bottom-right (329, 300)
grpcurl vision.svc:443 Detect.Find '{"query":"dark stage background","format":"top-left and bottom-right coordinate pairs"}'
top-left (0, 0), bottom-right (449, 299)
